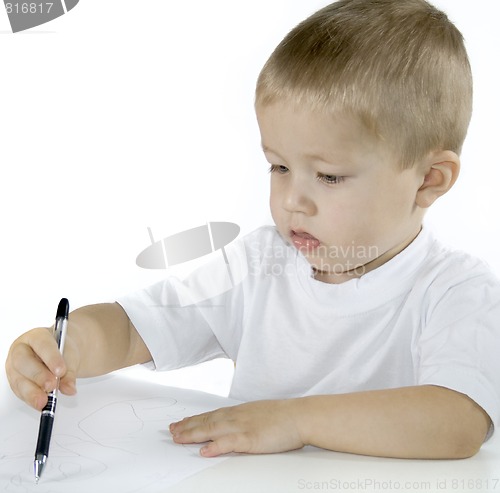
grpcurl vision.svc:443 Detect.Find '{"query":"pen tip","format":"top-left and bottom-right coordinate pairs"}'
top-left (34, 456), bottom-right (46, 483)
top-left (56, 298), bottom-right (69, 318)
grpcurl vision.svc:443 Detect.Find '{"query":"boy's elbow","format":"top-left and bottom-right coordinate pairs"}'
top-left (448, 402), bottom-right (491, 459)
top-left (455, 421), bottom-right (490, 459)
top-left (452, 433), bottom-right (483, 459)
top-left (451, 432), bottom-right (485, 459)
top-left (426, 386), bottom-right (491, 459)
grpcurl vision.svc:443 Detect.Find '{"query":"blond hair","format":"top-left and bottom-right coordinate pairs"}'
top-left (255, 0), bottom-right (473, 168)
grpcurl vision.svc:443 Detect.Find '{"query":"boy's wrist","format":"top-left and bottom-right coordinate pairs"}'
top-left (290, 396), bottom-right (318, 447)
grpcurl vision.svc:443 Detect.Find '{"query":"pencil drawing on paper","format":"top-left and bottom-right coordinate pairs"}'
top-left (0, 387), bottom-right (226, 493)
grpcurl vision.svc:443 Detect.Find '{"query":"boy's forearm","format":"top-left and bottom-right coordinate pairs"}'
top-left (295, 385), bottom-right (491, 459)
top-left (68, 303), bottom-right (151, 377)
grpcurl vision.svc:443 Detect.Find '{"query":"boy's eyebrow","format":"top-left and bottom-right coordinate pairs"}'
top-left (262, 143), bottom-right (346, 167)
top-left (262, 144), bottom-right (325, 161)
top-left (261, 144), bottom-right (287, 161)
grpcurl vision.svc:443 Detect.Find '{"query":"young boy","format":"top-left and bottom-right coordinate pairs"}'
top-left (6, 0), bottom-right (500, 460)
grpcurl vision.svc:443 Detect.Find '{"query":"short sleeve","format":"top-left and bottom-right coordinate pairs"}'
top-left (417, 268), bottom-right (500, 439)
top-left (116, 236), bottom-right (249, 371)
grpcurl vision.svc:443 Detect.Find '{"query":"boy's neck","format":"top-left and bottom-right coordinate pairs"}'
top-left (312, 227), bottom-right (423, 284)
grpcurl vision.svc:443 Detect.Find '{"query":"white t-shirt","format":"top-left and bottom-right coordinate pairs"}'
top-left (117, 226), bottom-right (500, 434)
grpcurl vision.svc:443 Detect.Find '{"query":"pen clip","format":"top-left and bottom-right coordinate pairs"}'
top-left (54, 316), bottom-right (68, 353)
top-left (54, 298), bottom-right (69, 354)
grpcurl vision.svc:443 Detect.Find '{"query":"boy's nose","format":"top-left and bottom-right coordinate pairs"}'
top-left (282, 182), bottom-right (316, 215)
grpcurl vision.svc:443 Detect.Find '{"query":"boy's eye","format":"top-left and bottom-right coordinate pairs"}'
top-left (268, 165), bottom-right (344, 185)
top-left (268, 164), bottom-right (289, 174)
top-left (317, 173), bottom-right (344, 185)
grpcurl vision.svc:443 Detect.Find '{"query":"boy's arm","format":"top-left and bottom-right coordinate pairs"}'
top-left (297, 386), bottom-right (491, 458)
top-left (5, 303), bottom-right (151, 411)
top-left (65, 303), bottom-right (151, 377)
top-left (170, 385), bottom-right (491, 459)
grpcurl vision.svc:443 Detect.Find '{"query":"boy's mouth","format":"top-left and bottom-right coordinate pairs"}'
top-left (291, 230), bottom-right (321, 251)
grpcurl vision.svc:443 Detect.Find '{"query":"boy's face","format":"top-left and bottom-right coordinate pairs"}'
top-left (256, 102), bottom-right (426, 283)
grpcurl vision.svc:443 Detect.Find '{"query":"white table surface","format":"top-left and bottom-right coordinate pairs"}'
top-left (2, 366), bottom-right (499, 493)
top-left (166, 427), bottom-right (500, 493)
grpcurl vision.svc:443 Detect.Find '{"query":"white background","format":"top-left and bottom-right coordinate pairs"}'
top-left (0, 0), bottom-right (499, 406)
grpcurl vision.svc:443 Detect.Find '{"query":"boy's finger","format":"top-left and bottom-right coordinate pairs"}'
top-left (10, 342), bottom-right (57, 392)
top-left (59, 371), bottom-right (77, 395)
top-left (9, 371), bottom-right (49, 411)
top-left (26, 328), bottom-right (67, 377)
top-left (200, 433), bottom-right (248, 457)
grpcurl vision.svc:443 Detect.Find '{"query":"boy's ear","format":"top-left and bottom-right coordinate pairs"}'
top-left (415, 151), bottom-right (460, 209)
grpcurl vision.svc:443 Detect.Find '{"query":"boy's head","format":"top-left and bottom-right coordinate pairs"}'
top-left (256, 0), bottom-right (472, 169)
top-left (255, 0), bottom-right (471, 283)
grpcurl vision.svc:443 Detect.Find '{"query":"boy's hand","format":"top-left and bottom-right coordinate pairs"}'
top-left (169, 399), bottom-right (305, 457)
top-left (5, 327), bottom-right (79, 411)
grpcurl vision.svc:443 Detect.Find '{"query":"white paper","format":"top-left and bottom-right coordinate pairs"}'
top-left (0, 374), bottom-right (240, 492)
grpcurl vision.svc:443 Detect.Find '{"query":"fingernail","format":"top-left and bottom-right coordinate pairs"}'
top-left (33, 396), bottom-right (41, 410)
top-left (34, 394), bottom-right (47, 410)
top-left (44, 381), bottom-right (55, 392)
top-left (54, 367), bottom-right (63, 377)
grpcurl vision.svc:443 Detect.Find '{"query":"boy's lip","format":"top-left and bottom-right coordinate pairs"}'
top-left (291, 229), bottom-right (318, 240)
top-left (290, 229), bottom-right (321, 250)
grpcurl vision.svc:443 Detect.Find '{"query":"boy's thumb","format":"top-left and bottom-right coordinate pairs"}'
top-left (59, 371), bottom-right (77, 395)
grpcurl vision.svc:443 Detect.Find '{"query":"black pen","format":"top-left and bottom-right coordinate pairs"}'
top-left (34, 298), bottom-right (69, 483)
